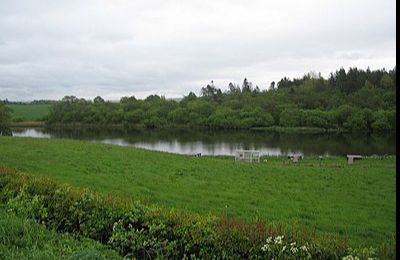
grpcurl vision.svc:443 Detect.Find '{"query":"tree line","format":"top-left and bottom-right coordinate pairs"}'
top-left (44, 66), bottom-right (396, 132)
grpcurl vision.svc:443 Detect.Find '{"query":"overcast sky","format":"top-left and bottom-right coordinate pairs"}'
top-left (0, 0), bottom-right (396, 101)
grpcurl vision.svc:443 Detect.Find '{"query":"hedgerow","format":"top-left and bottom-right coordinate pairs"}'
top-left (0, 167), bottom-right (395, 259)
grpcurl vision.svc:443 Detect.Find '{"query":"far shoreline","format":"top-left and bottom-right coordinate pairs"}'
top-left (11, 121), bottom-right (397, 135)
top-left (10, 121), bottom-right (45, 127)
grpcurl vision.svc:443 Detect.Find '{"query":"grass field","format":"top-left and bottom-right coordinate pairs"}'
top-left (7, 104), bottom-right (51, 121)
top-left (0, 137), bottom-right (396, 247)
top-left (0, 208), bottom-right (121, 259)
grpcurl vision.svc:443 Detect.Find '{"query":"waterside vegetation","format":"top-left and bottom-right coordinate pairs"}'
top-left (45, 67), bottom-right (396, 132)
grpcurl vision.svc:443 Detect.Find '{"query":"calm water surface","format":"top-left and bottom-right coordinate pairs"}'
top-left (12, 127), bottom-right (396, 156)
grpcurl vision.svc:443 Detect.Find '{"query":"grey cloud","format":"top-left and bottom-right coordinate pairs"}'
top-left (0, 0), bottom-right (396, 101)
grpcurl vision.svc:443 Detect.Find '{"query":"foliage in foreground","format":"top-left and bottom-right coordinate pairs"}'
top-left (0, 208), bottom-right (121, 260)
top-left (0, 167), bottom-right (395, 259)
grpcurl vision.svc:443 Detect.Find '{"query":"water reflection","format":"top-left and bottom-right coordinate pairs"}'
top-left (11, 127), bottom-right (396, 156)
top-left (13, 128), bottom-right (51, 138)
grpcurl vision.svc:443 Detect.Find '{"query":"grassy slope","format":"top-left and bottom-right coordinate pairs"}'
top-left (7, 104), bottom-right (50, 121)
top-left (0, 137), bottom-right (395, 246)
top-left (0, 208), bottom-right (121, 259)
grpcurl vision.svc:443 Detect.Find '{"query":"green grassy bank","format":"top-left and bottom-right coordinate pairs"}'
top-left (0, 137), bottom-right (396, 247)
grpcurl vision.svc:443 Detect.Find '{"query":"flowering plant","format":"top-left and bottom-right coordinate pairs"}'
top-left (260, 235), bottom-right (312, 259)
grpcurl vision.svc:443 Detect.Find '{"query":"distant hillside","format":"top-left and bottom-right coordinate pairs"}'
top-left (7, 104), bottom-right (51, 121)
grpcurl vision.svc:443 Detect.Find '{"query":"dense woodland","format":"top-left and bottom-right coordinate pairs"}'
top-left (38, 67), bottom-right (398, 132)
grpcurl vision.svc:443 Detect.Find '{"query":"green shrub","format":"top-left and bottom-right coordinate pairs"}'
top-left (0, 208), bottom-right (121, 259)
top-left (372, 110), bottom-right (396, 131)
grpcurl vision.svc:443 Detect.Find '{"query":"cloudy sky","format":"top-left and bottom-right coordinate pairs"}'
top-left (0, 0), bottom-right (396, 101)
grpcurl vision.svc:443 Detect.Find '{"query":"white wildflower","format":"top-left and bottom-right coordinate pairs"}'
top-left (266, 236), bottom-right (273, 244)
top-left (274, 235), bottom-right (284, 244)
top-left (342, 255), bottom-right (360, 260)
top-left (112, 222), bottom-right (118, 231)
top-left (300, 245), bottom-right (308, 252)
top-left (281, 246), bottom-right (286, 252)
top-left (290, 247), bottom-right (299, 254)
top-left (290, 242), bottom-right (296, 247)
top-left (261, 244), bottom-right (270, 252)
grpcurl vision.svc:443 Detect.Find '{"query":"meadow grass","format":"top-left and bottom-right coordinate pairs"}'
top-left (7, 104), bottom-right (51, 121)
top-left (0, 137), bottom-right (395, 247)
top-left (0, 207), bottom-right (121, 259)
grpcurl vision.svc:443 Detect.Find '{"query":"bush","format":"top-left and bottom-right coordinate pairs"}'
top-left (279, 109), bottom-right (302, 127)
top-left (345, 111), bottom-right (369, 132)
top-left (372, 110), bottom-right (396, 132)
top-left (0, 209), bottom-right (121, 259)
